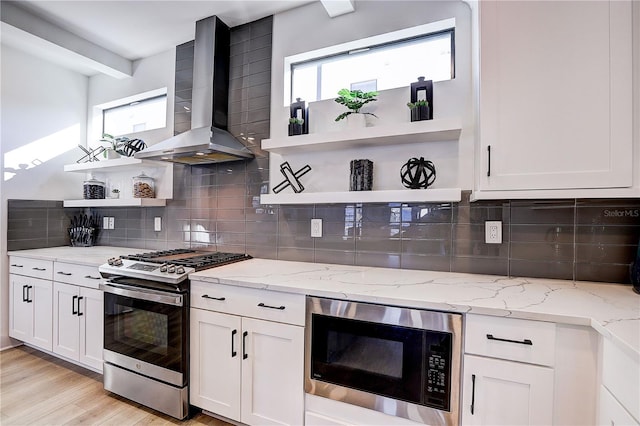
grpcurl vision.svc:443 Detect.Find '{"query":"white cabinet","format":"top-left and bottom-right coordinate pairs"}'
top-left (190, 282), bottom-right (305, 426)
top-left (475, 0), bottom-right (634, 198)
top-left (9, 256), bottom-right (54, 351)
top-left (52, 282), bottom-right (104, 372)
top-left (599, 337), bottom-right (640, 425)
top-left (462, 314), bottom-right (556, 425)
top-left (52, 262), bottom-right (105, 372)
top-left (461, 355), bottom-right (554, 425)
top-left (63, 157), bottom-right (173, 207)
top-left (9, 274), bottom-right (53, 352)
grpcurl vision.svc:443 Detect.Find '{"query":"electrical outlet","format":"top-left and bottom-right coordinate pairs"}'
top-left (311, 218), bottom-right (323, 238)
top-left (485, 221), bottom-right (502, 244)
top-left (108, 217), bottom-right (115, 230)
top-left (154, 217), bottom-right (162, 232)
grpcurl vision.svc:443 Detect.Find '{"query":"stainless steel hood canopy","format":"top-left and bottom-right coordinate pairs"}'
top-left (136, 16), bottom-right (253, 165)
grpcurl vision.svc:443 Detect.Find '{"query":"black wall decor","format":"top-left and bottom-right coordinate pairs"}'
top-left (410, 77), bottom-right (433, 121)
top-left (273, 161), bottom-right (312, 193)
top-left (350, 159), bottom-right (373, 191)
top-left (289, 97), bottom-right (308, 136)
top-left (401, 157), bottom-right (436, 189)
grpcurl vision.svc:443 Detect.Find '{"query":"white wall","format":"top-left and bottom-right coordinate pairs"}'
top-left (0, 44), bottom-right (89, 349)
top-left (270, 1), bottom-right (474, 192)
top-left (86, 49), bottom-right (176, 148)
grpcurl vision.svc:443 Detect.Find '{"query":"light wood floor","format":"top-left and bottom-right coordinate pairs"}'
top-left (0, 345), bottom-right (232, 426)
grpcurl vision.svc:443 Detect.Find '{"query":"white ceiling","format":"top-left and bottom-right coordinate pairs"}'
top-left (2, 0), bottom-right (315, 66)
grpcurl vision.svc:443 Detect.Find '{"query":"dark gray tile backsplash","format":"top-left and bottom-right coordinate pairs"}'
top-left (7, 18), bottom-right (639, 286)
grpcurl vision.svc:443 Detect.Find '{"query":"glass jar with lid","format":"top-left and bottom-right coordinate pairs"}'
top-left (132, 171), bottom-right (155, 198)
top-left (83, 176), bottom-right (105, 199)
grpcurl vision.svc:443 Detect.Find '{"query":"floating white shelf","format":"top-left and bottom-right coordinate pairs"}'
top-left (63, 198), bottom-right (167, 207)
top-left (260, 188), bottom-right (462, 205)
top-left (63, 157), bottom-right (168, 173)
top-left (262, 117), bottom-right (462, 154)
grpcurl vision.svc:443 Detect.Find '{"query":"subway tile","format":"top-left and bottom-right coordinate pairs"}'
top-left (216, 232), bottom-right (246, 246)
top-left (315, 234), bottom-right (356, 252)
top-left (246, 244), bottom-right (277, 259)
top-left (511, 241), bottom-right (574, 262)
top-left (575, 263), bottom-right (633, 284)
top-left (510, 200), bottom-right (575, 225)
top-left (315, 250), bottom-right (356, 265)
top-left (356, 237), bottom-right (401, 254)
top-left (277, 247), bottom-right (314, 262)
top-left (246, 207), bottom-right (278, 222)
top-left (510, 259), bottom-right (573, 280)
top-left (249, 33), bottom-right (272, 51)
top-left (576, 204), bottom-right (640, 226)
top-left (510, 224), bottom-right (573, 243)
top-left (401, 254), bottom-right (451, 272)
top-left (401, 204), bottom-right (452, 224)
top-left (576, 225), bottom-right (640, 245)
top-left (216, 209), bottom-right (245, 221)
top-left (452, 239), bottom-right (508, 258)
top-left (250, 16), bottom-right (273, 38)
top-left (279, 205), bottom-right (315, 221)
top-left (402, 239), bottom-right (451, 257)
top-left (245, 221), bottom-right (276, 234)
top-left (576, 244), bottom-right (637, 264)
top-left (451, 257), bottom-right (508, 276)
top-left (246, 232), bottom-right (278, 248)
top-left (218, 221), bottom-right (247, 233)
top-left (355, 252), bottom-right (401, 269)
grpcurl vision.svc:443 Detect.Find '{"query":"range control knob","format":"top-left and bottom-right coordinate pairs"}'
top-left (176, 266), bottom-right (185, 274)
top-left (160, 264), bottom-right (168, 273)
top-left (167, 265), bottom-right (176, 273)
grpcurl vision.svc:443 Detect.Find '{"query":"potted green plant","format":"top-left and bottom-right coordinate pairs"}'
top-left (288, 117), bottom-right (305, 136)
top-left (99, 133), bottom-right (127, 159)
top-left (407, 100), bottom-right (430, 122)
top-left (334, 89), bottom-right (378, 127)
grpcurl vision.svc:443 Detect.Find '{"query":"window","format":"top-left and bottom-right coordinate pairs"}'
top-left (287, 20), bottom-right (455, 104)
top-left (102, 93), bottom-right (167, 136)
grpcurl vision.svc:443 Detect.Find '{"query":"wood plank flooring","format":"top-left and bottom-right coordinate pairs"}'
top-left (0, 345), bottom-right (232, 426)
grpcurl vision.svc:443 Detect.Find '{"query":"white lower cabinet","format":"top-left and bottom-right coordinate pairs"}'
top-left (52, 282), bottom-right (104, 371)
top-left (190, 282), bottom-right (304, 426)
top-left (599, 337), bottom-right (640, 425)
top-left (9, 274), bottom-right (53, 351)
top-left (599, 385), bottom-right (640, 426)
top-left (461, 354), bottom-right (554, 425)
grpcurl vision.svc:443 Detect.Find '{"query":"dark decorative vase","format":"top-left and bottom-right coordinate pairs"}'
top-left (350, 159), bottom-right (373, 191)
top-left (410, 76), bottom-right (433, 121)
top-left (289, 97), bottom-right (308, 135)
top-left (410, 105), bottom-right (431, 122)
top-left (631, 237), bottom-right (640, 294)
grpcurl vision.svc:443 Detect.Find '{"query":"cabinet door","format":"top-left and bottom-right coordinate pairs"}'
top-left (478, 0), bottom-right (633, 192)
top-left (190, 308), bottom-right (242, 421)
top-left (52, 282), bottom-right (80, 361)
top-left (241, 317), bottom-right (304, 426)
top-left (461, 355), bottom-right (554, 425)
top-left (599, 385), bottom-right (640, 426)
top-left (9, 275), bottom-right (32, 343)
top-left (79, 287), bottom-right (103, 371)
top-left (31, 277), bottom-right (53, 352)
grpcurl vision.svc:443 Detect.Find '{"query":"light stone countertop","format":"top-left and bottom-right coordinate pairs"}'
top-left (8, 246), bottom-right (143, 267)
top-left (190, 258), bottom-right (640, 360)
top-left (8, 248), bottom-right (639, 360)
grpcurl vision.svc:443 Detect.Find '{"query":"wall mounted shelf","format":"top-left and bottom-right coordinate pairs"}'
top-left (63, 157), bottom-right (173, 207)
top-left (260, 188), bottom-right (462, 205)
top-left (262, 117), bottom-right (462, 154)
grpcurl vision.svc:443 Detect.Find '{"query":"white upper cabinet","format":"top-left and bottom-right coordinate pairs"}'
top-left (475, 0), bottom-right (635, 198)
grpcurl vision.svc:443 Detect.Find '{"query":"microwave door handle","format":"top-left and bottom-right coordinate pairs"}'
top-left (99, 282), bottom-right (183, 307)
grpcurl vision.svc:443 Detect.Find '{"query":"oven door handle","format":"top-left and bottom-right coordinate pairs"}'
top-left (99, 282), bottom-right (184, 307)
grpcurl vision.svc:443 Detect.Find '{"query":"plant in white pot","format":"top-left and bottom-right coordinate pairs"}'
top-left (334, 89), bottom-right (378, 128)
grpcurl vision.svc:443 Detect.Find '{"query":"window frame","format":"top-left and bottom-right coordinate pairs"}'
top-left (101, 93), bottom-right (168, 137)
top-left (283, 18), bottom-right (456, 106)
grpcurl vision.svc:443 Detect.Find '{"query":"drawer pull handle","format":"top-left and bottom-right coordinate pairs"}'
top-left (257, 302), bottom-right (285, 310)
top-left (57, 271), bottom-right (72, 276)
top-left (32, 267), bottom-right (46, 271)
top-left (242, 331), bottom-right (248, 360)
top-left (471, 374), bottom-right (476, 415)
top-left (77, 296), bottom-right (84, 316)
top-left (11, 264), bottom-right (23, 268)
top-left (22, 285), bottom-right (28, 302)
top-left (72, 295), bottom-right (78, 315)
top-left (84, 275), bottom-right (101, 280)
top-left (487, 145), bottom-right (491, 177)
top-left (202, 295), bottom-right (226, 301)
top-left (486, 334), bottom-right (533, 346)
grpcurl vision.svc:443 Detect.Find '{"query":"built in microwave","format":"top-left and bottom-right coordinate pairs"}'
top-left (305, 296), bottom-right (462, 425)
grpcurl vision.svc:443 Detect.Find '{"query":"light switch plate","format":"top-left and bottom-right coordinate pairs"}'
top-left (103, 217), bottom-right (110, 229)
top-left (108, 217), bottom-right (115, 230)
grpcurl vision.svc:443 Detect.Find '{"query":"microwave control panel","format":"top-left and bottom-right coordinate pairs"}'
top-left (424, 332), bottom-right (452, 411)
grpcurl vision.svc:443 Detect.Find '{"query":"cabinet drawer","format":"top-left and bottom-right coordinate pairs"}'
top-left (465, 314), bottom-right (556, 366)
top-left (53, 262), bottom-right (103, 289)
top-left (602, 338), bottom-right (640, 421)
top-left (9, 256), bottom-right (53, 280)
top-left (191, 281), bottom-right (305, 326)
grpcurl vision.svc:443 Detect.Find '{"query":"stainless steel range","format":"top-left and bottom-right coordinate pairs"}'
top-left (98, 249), bottom-right (251, 419)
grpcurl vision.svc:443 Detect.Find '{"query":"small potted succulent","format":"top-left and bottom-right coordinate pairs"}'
top-left (111, 188), bottom-right (120, 199)
top-left (288, 117), bottom-right (305, 136)
top-left (407, 100), bottom-right (431, 122)
top-left (334, 89), bottom-right (378, 127)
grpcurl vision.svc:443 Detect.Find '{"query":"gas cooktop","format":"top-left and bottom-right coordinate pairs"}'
top-left (99, 249), bottom-right (252, 285)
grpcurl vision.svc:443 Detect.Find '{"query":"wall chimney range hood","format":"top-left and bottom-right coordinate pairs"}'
top-left (136, 16), bottom-right (254, 165)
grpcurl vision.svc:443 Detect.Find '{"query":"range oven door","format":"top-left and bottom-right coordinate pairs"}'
top-left (305, 296), bottom-right (462, 426)
top-left (101, 279), bottom-right (188, 387)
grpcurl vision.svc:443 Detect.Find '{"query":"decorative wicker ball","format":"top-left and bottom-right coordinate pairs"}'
top-left (400, 157), bottom-right (436, 189)
top-left (119, 138), bottom-right (147, 157)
